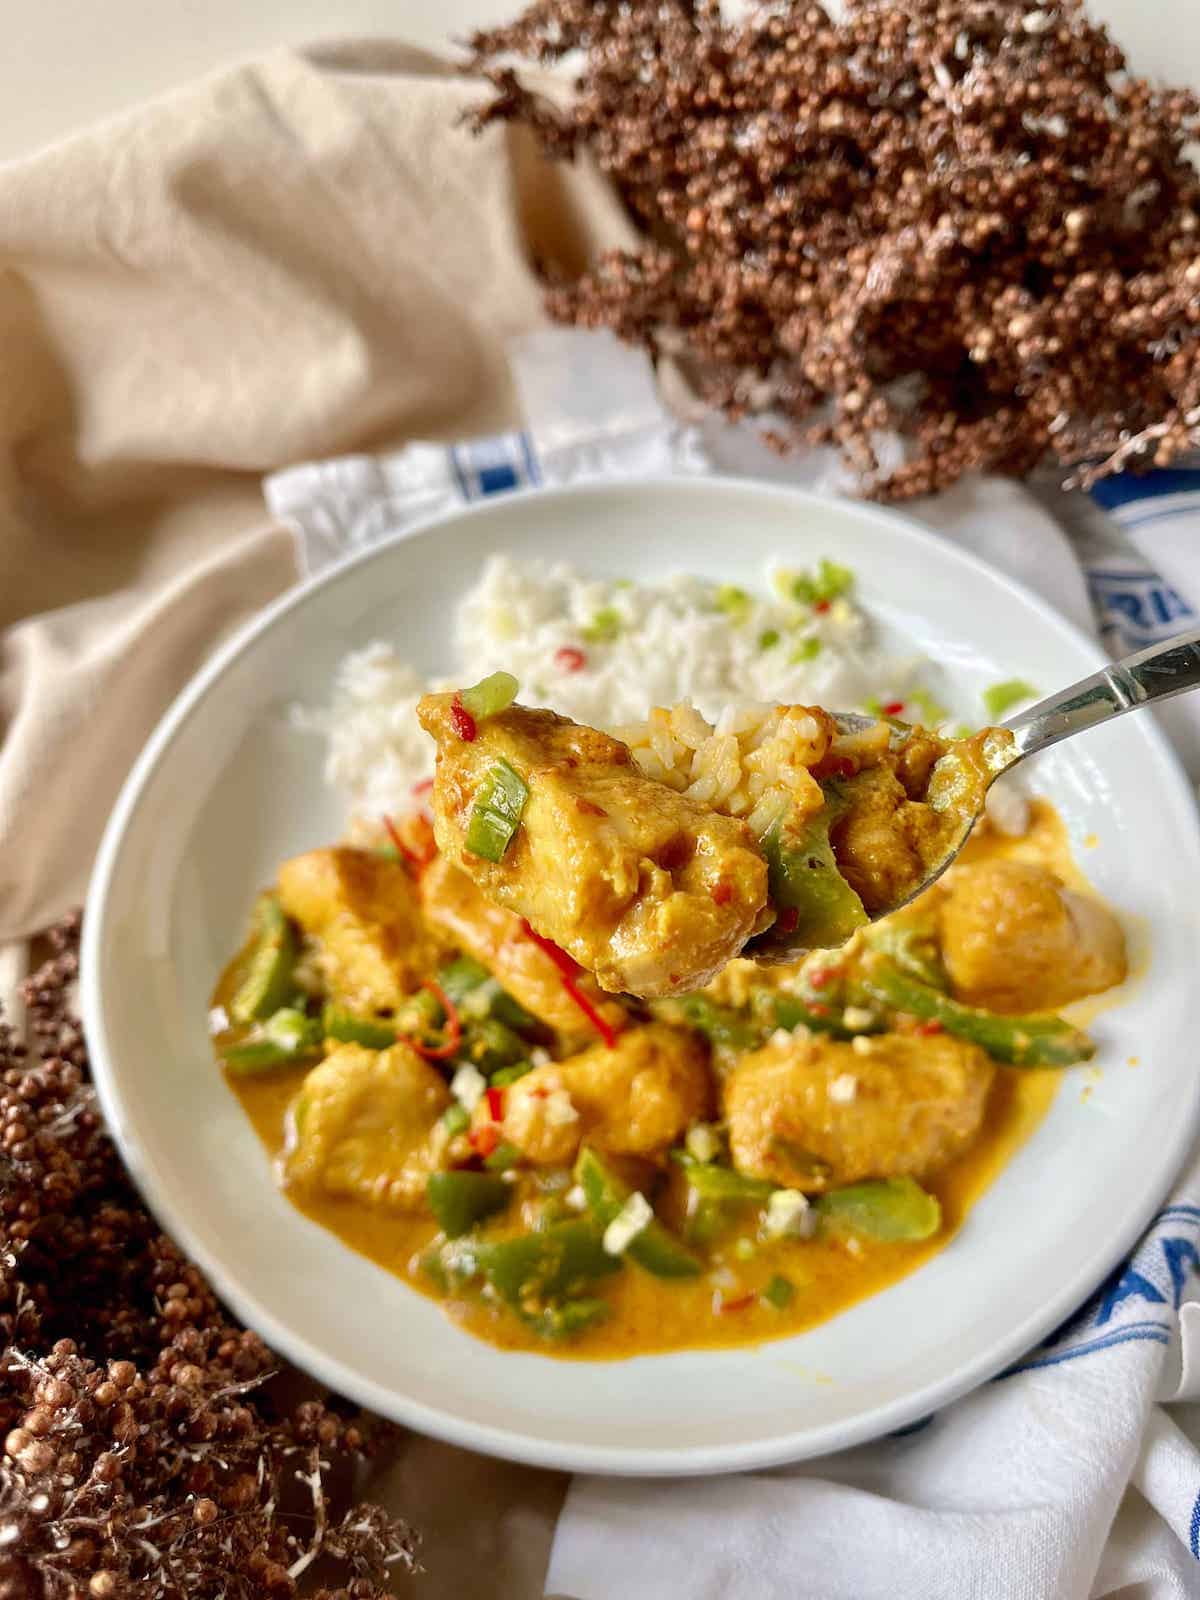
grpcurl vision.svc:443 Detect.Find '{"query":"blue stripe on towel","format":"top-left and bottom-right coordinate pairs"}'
top-left (1091, 468), bottom-right (1200, 512)
top-left (449, 431), bottom-right (541, 500)
top-left (1001, 1321), bottom-right (1171, 1378)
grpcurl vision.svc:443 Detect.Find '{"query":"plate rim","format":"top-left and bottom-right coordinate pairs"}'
top-left (81, 473), bottom-right (1200, 1477)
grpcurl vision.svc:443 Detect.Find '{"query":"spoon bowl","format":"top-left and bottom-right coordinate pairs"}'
top-left (755, 631), bottom-right (1200, 965)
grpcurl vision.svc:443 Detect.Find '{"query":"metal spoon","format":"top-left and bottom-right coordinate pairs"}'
top-left (769, 627), bottom-right (1200, 952)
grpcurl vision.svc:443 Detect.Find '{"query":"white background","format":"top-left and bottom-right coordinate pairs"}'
top-left (3, 0), bottom-right (1199, 162)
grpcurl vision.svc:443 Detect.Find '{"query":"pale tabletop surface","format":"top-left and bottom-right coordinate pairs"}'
top-left (3, 0), bottom-right (1199, 163)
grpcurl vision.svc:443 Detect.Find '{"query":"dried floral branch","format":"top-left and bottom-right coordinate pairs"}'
top-left (468, 0), bottom-right (1200, 500)
top-left (0, 912), bottom-right (419, 1599)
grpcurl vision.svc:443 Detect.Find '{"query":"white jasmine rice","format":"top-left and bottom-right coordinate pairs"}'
top-left (296, 553), bottom-right (929, 828)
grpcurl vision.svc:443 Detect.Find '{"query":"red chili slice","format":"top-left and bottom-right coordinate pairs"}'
top-left (915, 1019), bottom-right (945, 1037)
top-left (811, 753), bottom-right (857, 781)
top-left (775, 906), bottom-right (800, 936)
top-left (407, 979), bottom-right (462, 1061)
top-left (485, 1086), bottom-right (504, 1121)
top-left (520, 919), bottom-right (618, 1049)
top-left (806, 966), bottom-right (839, 990)
top-left (469, 1125), bottom-right (500, 1158)
top-left (383, 812), bottom-right (436, 872)
top-left (521, 919), bottom-right (577, 979)
top-left (554, 646), bottom-right (587, 673)
top-left (449, 697), bottom-right (477, 741)
top-left (882, 700), bottom-right (905, 717)
top-left (718, 1292), bottom-right (756, 1314)
top-left (813, 598), bottom-right (832, 614)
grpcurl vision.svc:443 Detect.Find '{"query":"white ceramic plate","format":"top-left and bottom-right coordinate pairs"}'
top-left (82, 477), bottom-right (1200, 1476)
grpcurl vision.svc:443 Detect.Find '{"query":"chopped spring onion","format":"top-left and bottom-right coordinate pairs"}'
top-left (716, 584), bottom-right (752, 619)
top-left (490, 1060), bottom-right (534, 1087)
top-left (483, 1139), bottom-right (523, 1172)
top-left (582, 606), bottom-right (621, 643)
top-left (907, 687), bottom-right (950, 726)
top-left (465, 759), bottom-right (529, 862)
top-left (982, 678), bottom-right (1038, 719)
top-left (758, 628), bottom-right (780, 650)
top-left (459, 671), bottom-right (519, 721)
top-left (777, 558), bottom-right (855, 606)
top-left (441, 1103), bottom-right (470, 1137)
top-left (762, 1274), bottom-right (795, 1309)
top-left (789, 635), bottom-right (822, 665)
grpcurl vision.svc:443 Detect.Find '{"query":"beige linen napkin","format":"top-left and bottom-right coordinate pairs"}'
top-left (0, 37), bottom-right (640, 1594)
top-left (0, 37), bottom-right (632, 943)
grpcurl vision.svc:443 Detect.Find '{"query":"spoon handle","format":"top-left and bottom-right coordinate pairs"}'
top-left (1005, 626), bottom-right (1200, 759)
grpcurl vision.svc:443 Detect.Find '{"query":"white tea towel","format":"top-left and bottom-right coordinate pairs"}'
top-left (264, 327), bottom-right (1200, 1600)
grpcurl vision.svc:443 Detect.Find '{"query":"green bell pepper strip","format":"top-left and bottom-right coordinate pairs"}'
top-left (462, 1017), bottom-right (528, 1076)
top-left (441, 1218), bottom-right (621, 1304)
top-left (441, 1103), bottom-right (470, 1137)
top-left (682, 1195), bottom-right (727, 1246)
top-left (527, 1297), bottom-right (610, 1339)
top-left (222, 1006), bottom-right (321, 1075)
top-left (859, 961), bottom-right (1095, 1066)
top-left (426, 1171), bottom-right (512, 1237)
top-left (575, 1147), bottom-right (702, 1278)
top-left (672, 1153), bottom-right (777, 1203)
top-left (762, 1273), bottom-right (795, 1309)
top-left (321, 1005), bottom-right (398, 1049)
top-left (490, 1060), bottom-right (534, 1087)
top-left (437, 956), bottom-right (541, 1036)
top-left (768, 993), bottom-right (858, 1040)
top-left (669, 989), bottom-right (860, 1047)
top-left (230, 896), bottom-right (298, 1024)
top-left (483, 1140), bottom-right (523, 1173)
top-left (861, 918), bottom-right (948, 990)
top-left (465, 759), bottom-right (529, 863)
top-left (458, 671), bottom-right (519, 721)
top-left (672, 994), bottom-right (764, 1050)
top-left (746, 808), bottom-right (867, 960)
top-left (814, 1177), bottom-right (941, 1242)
